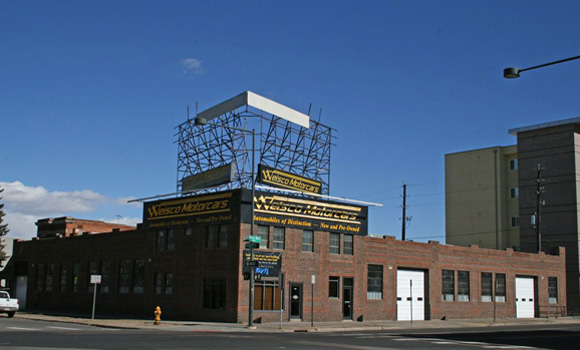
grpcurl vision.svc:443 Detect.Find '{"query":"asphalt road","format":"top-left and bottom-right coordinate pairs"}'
top-left (1, 316), bottom-right (580, 350)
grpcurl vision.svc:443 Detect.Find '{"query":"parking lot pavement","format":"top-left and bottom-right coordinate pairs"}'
top-left (12, 312), bottom-right (580, 333)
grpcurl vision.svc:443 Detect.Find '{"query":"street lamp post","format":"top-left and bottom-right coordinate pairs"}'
top-left (195, 117), bottom-right (257, 328)
top-left (503, 54), bottom-right (580, 79)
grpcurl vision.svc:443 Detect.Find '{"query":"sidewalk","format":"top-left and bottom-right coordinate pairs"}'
top-left (13, 312), bottom-right (580, 333)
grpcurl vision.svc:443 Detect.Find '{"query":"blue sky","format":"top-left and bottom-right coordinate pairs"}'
top-left (2, 1), bottom-right (580, 240)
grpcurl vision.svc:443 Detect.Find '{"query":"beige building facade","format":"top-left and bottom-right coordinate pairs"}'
top-left (445, 145), bottom-right (520, 250)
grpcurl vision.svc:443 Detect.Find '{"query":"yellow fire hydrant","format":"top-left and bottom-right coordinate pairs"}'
top-left (154, 306), bottom-right (162, 325)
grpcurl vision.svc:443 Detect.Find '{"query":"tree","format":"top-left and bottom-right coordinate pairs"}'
top-left (0, 186), bottom-right (9, 268)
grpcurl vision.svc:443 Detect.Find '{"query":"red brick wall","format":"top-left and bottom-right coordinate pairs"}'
top-left (9, 219), bottom-right (566, 323)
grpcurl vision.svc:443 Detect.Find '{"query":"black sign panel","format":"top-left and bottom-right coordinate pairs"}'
top-left (143, 191), bottom-right (239, 229)
top-left (181, 163), bottom-right (235, 191)
top-left (240, 189), bottom-right (368, 235)
top-left (258, 164), bottom-right (322, 194)
top-left (243, 251), bottom-right (282, 277)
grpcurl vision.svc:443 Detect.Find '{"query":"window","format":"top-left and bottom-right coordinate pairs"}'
top-left (118, 260), bottom-right (132, 294)
top-left (495, 273), bottom-right (506, 302)
top-left (218, 225), bottom-right (228, 248)
top-left (254, 281), bottom-right (282, 310)
top-left (343, 234), bottom-right (353, 255)
top-left (133, 260), bottom-right (145, 294)
top-left (60, 263), bottom-right (68, 292)
top-left (155, 272), bottom-right (174, 295)
top-left (206, 226), bottom-right (216, 248)
top-left (166, 273), bottom-right (174, 295)
top-left (481, 272), bottom-right (492, 302)
top-left (302, 230), bottom-right (314, 252)
top-left (548, 277), bottom-right (558, 304)
top-left (511, 217), bottom-right (520, 228)
top-left (166, 229), bottom-right (175, 251)
top-left (36, 263), bottom-right (45, 292)
top-left (155, 273), bottom-right (164, 294)
top-left (45, 264), bottom-right (54, 292)
top-left (186, 225), bottom-right (193, 236)
top-left (206, 225), bottom-right (228, 248)
top-left (156, 230), bottom-right (166, 251)
top-left (203, 279), bottom-right (226, 309)
top-left (510, 159), bottom-right (518, 170)
top-left (273, 227), bottom-right (285, 250)
top-left (442, 270), bottom-right (455, 301)
top-left (367, 265), bottom-right (383, 300)
top-left (458, 271), bottom-right (470, 301)
top-left (72, 262), bottom-right (80, 292)
top-left (258, 225), bottom-right (269, 249)
top-left (330, 233), bottom-right (340, 254)
top-left (101, 261), bottom-right (110, 293)
top-left (510, 187), bottom-right (519, 199)
top-left (329, 276), bottom-right (339, 298)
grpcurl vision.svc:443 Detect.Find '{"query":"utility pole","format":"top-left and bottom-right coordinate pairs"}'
top-left (402, 183), bottom-right (407, 241)
top-left (535, 164), bottom-right (545, 253)
top-left (401, 184), bottom-right (411, 241)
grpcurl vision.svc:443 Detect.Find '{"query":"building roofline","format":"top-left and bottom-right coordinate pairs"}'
top-left (508, 116), bottom-right (580, 135)
top-left (445, 144), bottom-right (516, 157)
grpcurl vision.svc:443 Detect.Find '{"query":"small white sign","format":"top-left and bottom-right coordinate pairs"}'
top-left (90, 275), bottom-right (102, 284)
top-left (311, 275), bottom-right (316, 284)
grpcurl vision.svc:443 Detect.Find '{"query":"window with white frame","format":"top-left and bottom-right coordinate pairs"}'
top-left (548, 277), bottom-right (558, 304)
top-left (329, 233), bottom-right (340, 254)
top-left (481, 272), bottom-right (492, 302)
top-left (302, 230), bottom-right (314, 252)
top-left (495, 273), bottom-right (506, 302)
top-left (367, 265), bottom-right (383, 300)
top-left (258, 225), bottom-right (269, 249)
top-left (442, 270), bottom-right (455, 301)
top-left (273, 227), bottom-right (285, 250)
top-left (343, 234), bottom-right (354, 255)
top-left (457, 271), bottom-right (470, 301)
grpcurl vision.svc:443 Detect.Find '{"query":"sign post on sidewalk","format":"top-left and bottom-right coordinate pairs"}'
top-left (311, 275), bottom-right (315, 327)
top-left (90, 275), bottom-right (102, 320)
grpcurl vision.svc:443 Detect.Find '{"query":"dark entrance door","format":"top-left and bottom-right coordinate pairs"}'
top-left (343, 277), bottom-right (353, 319)
top-left (289, 283), bottom-right (302, 319)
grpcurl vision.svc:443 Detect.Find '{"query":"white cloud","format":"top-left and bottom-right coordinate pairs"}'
top-left (181, 57), bottom-right (203, 74)
top-left (0, 181), bottom-right (141, 240)
top-left (1, 181), bottom-right (105, 215)
top-left (102, 216), bottom-right (141, 227)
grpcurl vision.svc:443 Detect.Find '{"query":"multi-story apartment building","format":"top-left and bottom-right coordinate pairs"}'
top-left (445, 145), bottom-right (519, 250)
top-left (446, 116), bottom-right (580, 312)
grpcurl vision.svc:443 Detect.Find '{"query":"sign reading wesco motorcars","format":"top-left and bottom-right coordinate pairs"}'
top-left (248, 191), bottom-right (368, 235)
top-left (143, 192), bottom-right (235, 228)
top-left (258, 164), bottom-right (322, 194)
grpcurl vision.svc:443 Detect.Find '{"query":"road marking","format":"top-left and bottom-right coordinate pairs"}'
top-left (482, 347), bottom-right (536, 349)
top-left (48, 326), bottom-right (82, 331)
top-left (356, 335), bottom-right (394, 339)
top-left (6, 327), bottom-right (39, 331)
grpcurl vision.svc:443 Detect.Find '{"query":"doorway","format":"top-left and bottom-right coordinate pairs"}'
top-left (289, 283), bottom-right (302, 320)
top-left (343, 277), bottom-right (353, 320)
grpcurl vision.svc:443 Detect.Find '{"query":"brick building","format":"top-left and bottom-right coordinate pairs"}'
top-left (1, 188), bottom-right (567, 322)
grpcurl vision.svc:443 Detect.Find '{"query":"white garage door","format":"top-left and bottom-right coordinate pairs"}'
top-left (397, 269), bottom-right (425, 321)
top-left (515, 277), bottom-right (535, 318)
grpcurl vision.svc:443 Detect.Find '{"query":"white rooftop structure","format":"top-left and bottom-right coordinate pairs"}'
top-left (197, 91), bottom-right (310, 128)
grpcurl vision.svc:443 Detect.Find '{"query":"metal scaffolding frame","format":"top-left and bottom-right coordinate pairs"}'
top-left (175, 102), bottom-right (334, 195)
